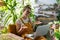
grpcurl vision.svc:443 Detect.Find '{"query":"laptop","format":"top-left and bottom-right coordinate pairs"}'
top-left (35, 24), bottom-right (50, 37)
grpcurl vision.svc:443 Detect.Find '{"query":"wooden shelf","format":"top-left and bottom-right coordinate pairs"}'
top-left (37, 17), bottom-right (57, 22)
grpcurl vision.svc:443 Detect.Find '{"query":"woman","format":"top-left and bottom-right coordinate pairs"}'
top-left (16, 5), bottom-right (33, 37)
top-left (16, 5), bottom-right (46, 40)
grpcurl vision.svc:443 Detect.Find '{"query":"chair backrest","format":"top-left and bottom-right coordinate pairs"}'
top-left (35, 24), bottom-right (50, 37)
top-left (8, 24), bottom-right (17, 34)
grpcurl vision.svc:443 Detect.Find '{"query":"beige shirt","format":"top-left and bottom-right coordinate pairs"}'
top-left (16, 18), bottom-right (30, 26)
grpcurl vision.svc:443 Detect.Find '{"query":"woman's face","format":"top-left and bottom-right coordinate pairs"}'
top-left (23, 8), bottom-right (31, 17)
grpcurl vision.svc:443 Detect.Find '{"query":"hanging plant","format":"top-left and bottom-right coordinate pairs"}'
top-left (2, 0), bottom-right (17, 26)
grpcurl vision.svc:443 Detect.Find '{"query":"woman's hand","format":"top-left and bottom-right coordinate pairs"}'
top-left (18, 25), bottom-right (28, 33)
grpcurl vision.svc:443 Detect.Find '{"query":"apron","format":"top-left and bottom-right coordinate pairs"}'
top-left (20, 18), bottom-right (33, 39)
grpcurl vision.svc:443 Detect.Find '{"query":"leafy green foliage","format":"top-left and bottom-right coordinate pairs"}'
top-left (3, 0), bottom-right (17, 10)
top-left (1, 27), bottom-right (8, 34)
top-left (30, 10), bottom-right (35, 22)
top-left (1, 0), bottom-right (17, 26)
top-left (55, 32), bottom-right (60, 39)
top-left (13, 14), bottom-right (17, 24)
top-left (0, 0), bottom-right (35, 26)
top-left (4, 14), bottom-right (11, 25)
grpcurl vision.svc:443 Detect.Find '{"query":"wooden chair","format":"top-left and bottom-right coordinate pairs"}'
top-left (8, 24), bottom-right (17, 35)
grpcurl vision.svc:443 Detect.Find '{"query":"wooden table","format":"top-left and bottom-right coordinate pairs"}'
top-left (0, 33), bottom-right (24, 40)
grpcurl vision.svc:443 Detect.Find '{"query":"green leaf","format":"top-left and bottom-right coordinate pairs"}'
top-left (6, 0), bottom-right (8, 3)
top-left (9, 0), bottom-right (12, 2)
top-left (12, 0), bottom-right (17, 7)
top-left (4, 15), bottom-right (11, 26)
top-left (1, 27), bottom-right (8, 34)
top-left (55, 32), bottom-right (60, 38)
top-left (13, 14), bottom-right (17, 24)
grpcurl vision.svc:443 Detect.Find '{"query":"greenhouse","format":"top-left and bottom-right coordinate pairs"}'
top-left (0, 0), bottom-right (60, 40)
